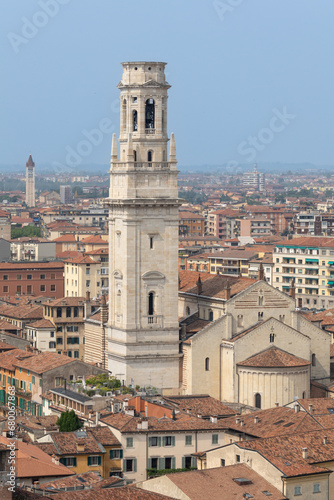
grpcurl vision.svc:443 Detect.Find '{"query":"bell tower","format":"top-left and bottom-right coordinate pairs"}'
top-left (106, 62), bottom-right (180, 391)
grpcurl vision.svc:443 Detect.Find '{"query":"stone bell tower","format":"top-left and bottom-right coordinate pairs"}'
top-left (106, 62), bottom-right (180, 391)
top-left (25, 154), bottom-right (36, 208)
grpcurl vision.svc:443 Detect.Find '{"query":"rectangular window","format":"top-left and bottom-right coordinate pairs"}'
top-left (313, 483), bottom-right (320, 493)
top-left (124, 458), bottom-right (136, 472)
top-left (87, 455), bottom-right (101, 466)
top-left (16, 274), bottom-right (21, 280)
top-left (16, 285), bottom-right (21, 294)
top-left (110, 449), bottom-right (123, 459)
top-left (27, 285), bottom-right (32, 294)
top-left (221, 459), bottom-right (225, 467)
top-left (126, 437), bottom-right (133, 448)
top-left (150, 436), bottom-right (159, 447)
top-left (212, 434), bottom-right (218, 445)
top-left (51, 273), bottom-right (55, 279)
top-left (40, 274), bottom-right (46, 280)
top-left (3, 286), bottom-right (8, 293)
top-left (40, 285), bottom-right (46, 292)
top-left (27, 274), bottom-right (32, 280)
top-left (294, 486), bottom-right (301, 496)
top-left (51, 284), bottom-right (56, 292)
top-left (236, 454), bottom-right (240, 463)
top-left (57, 326), bottom-right (63, 332)
top-left (86, 280), bottom-right (90, 287)
top-left (32, 376), bottom-right (35, 385)
top-left (56, 337), bottom-right (63, 345)
top-left (185, 435), bottom-right (192, 446)
top-left (74, 351), bottom-right (79, 358)
top-left (60, 457), bottom-right (77, 467)
top-left (163, 436), bottom-right (175, 446)
top-left (3, 275), bottom-right (8, 280)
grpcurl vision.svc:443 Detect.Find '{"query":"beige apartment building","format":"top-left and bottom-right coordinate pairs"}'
top-left (273, 236), bottom-right (334, 309)
top-left (64, 250), bottom-right (108, 298)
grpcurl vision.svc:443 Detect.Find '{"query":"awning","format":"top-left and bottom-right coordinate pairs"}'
top-left (328, 281), bottom-right (334, 285)
top-left (328, 261), bottom-right (334, 265)
top-left (305, 259), bottom-right (319, 263)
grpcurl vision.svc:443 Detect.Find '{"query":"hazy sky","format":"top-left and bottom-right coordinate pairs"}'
top-left (1, 1), bottom-right (334, 170)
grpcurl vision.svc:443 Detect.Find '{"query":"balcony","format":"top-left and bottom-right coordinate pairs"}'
top-left (145, 128), bottom-right (155, 135)
top-left (144, 315), bottom-right (163, 328)
top-left (100, 267), bottom-right (109, 275)
top-left (15, 387), bottom-right (32, 398)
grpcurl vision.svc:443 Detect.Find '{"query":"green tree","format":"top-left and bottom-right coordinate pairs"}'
top-left (56, 410), bottom-right (82, 432)
top-left (11, 226), bottom-right (41, 239)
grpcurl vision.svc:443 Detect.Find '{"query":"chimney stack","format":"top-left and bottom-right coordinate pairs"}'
top-left (308, 404), bottom-right (313, 414)
top-left (196, 274), bottom-right (202, 295)
top-left (100, 294), bottom-right (108, 326)
top-left (275, 402), bottom-right (279, 407)
top-left (254, 416), bottom-right (259, 424)
top-left (295, 404), bottom-right (300, 413)
top-left (324, 436), bottom-right (328, 445)
top-left (302, 447), bottom-right (308, 459)
top-left (225, 280), bottom-right (231, 301)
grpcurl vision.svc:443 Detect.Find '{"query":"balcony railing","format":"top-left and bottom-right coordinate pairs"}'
top-left (145, 128), bottom-right (155, 135)
top-left (144, 315), bottom-right (163, 327)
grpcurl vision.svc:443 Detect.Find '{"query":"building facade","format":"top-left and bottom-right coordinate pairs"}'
top-left (106, 62), bottom-right (180, 390)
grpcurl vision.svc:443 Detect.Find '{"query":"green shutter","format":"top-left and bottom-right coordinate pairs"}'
top-left (87, 456), bottom-right (92, 466)
top-left (172, 457), bottom-right (176, 469)
top-left (110, 450), bottom-right (114, 459)
top-left (182, 457), bottom-right (185, 468)
top-left (171, 436), bottom-right (175, 446)
top-left (120, 449), bottom-right (123, 459)
top-left (98, 456), bottom-right (101, 466)
top-left (122, 459), bottom-right (126, 471)
top-left (157, 437), bottom-right (161, 447)
top-left (73, 457), bottom-right (77, 467)
top-left (59, 458), bottom-right (65, 465)
top-left (191, 457), bottom-right (197, 468)
top-left (148, 437), bottom-right (152, 447)
top-left (24, 381), bottom-right (26, 391)
top-left (133, 458), bottom-right (137, 473)
top-left (147, 458), bottom-right (152, 469)
top-left (162, 436), bottom-right (166, 446)
top-left (158, 458), bottom-right (165, 470)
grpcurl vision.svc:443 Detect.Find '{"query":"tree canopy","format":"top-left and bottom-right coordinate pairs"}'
top-left (56, 409), bottom-right (82, 432)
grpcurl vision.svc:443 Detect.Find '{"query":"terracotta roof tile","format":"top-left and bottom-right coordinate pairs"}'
top-left (164, 395), bottom-right (237, 418)
top-left (52, 486), bottom-right (172, 499)
top-left (14, 351), bottom-right (74, 374)
top-left (179, 270), bottom-right (256, 299)
top-left (237, 346), bottom-right (311, 368)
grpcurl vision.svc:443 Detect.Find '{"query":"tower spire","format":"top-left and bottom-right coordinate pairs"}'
top-left (111, 133), bottom-right (118, 160)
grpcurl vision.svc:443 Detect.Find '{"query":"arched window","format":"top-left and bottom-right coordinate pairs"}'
top-left (147, 150), bottom-right (153, 162)
top-left (145, 99), bottom-right (155, 129)
top-left (186, 306), bottom-right (190, 316)
top-left (57, 307), bottom-right (62, 318)
top-left (122, 99), bottom-right (127, 131)
top-left (255, 393), bottom-right (261, 409)
top-left (133, 110), bottom-right (138, 131)
top-left (209, 310), bottom-right (214, 321)
top-left (148, 292), bottom-right (154, 316)
top-left (237, 315), bottom-right (243, 328)
top-left (66, 307), bottom-right (71, 318)
top-left (205, 357), bottom-right (210, 371)
top-left (258, 296), bottom-right (263, 306)
top-left (270, 333), bottom-right (275, 343)
top-left (312, 353), bottom-right (316, 366)
top-left (302, 391), bottom-right (306, 399)
top-left (258, 312), bottom-right (263, 321)
top-left (73, 307), bottom-right (78, 318)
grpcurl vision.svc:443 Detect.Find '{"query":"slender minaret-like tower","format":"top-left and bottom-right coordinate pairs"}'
top-left (25, 154), bottom-right (35, 207)
top-left (106, 62), bottom-right (180, 390)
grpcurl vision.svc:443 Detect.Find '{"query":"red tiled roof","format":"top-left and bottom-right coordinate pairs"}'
top-left (52, 487), bottom-right (172, 499)
top-left (28, 319), bottom-right (55, 329)
top-left (237, 346), bottom-right (311, 368)
top-left (164, 395), bottom-right (237, 417)
top-left (14, 351), bottom-right (74, 374)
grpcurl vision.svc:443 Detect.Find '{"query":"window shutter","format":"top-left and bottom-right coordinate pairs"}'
top-left (147, 458), bottom-right (152, 469)
top-left (171, 436), bottom-right (175, 446)
top-left (158, 458), bottom-right (165, 470)
top-left (110, 450), bottom-right (114, 459)
top-left (157, 437), bottom-right (161, 447)
top-left (133, 458), bottom-right (137, 472)
top-left (59, 458), bottom-right (65, 465)
top-left (73, 457), bottom-right (77, 467)
top-left (172, 457), bottom-right (176, 469)
top-left (182, 457), bottom-right (185, 468)
top-left (162, 436), bottom-right (166, 446)
top-left (191, 457), bottom-right (197, 468)
top-left (148, 437), bottom-right (152, 447)
top-left (98, 456), bottom-right (101, 465)
top-left (120, 449), bottom-right (123, 459)
top-left (122, 459), bottom-right (126, 471)
top-left (87, 456), bottom-right (91, 466)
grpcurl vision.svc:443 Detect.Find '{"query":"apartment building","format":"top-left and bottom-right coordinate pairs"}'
top-left (208, 249), bottom-right (258, 276)
top-left (273, 237), bottom-right (334, 309)
top-left (242, 164), bottom-right (265, 191)
top-left (0, 210), bottom-right (11, 241)
top-left (245, 205), bottom-right (294, 236)
top-left (294, 210), bottom-right (334, 236)
top-left (0, 262), bottom-right (64, 299)
top-left (10, 238), bottom-right (56, 262)
top-left (207, 209), bottom-right (239, 239)
top-left (179, 211), bottom-right (205, 237)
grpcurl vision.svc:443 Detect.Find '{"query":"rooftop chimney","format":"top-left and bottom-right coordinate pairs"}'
top-left (210, 415), bottom-right (218, 424)
top-left (254, 416), bottom-right (259, 424)
top-left (295, 404), bottom-right (300, 413)
top-left (86, 290), bottom-right (90, 302)
top-left (235, 417), bottom-right (241, 424)
top-left (302, 447), bottom-right (308, 459)
top-left (275, 402), bottom-right (279, 407)
top-left (224, 280), bottom-right (231, 301)
top-left (95, 412), bottom-right (100, 426)
top-left (324, 436), bottom-right (328, 445)
top-left (196, 274), bottom-right (202, 295)
top-left (308, 404), bottom-right (313, 413)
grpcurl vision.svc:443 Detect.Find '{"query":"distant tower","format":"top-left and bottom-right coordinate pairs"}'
top-left (106, 62), bottom-right (180, 390)
top-left (25, 155), bottom-right (35, 207)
